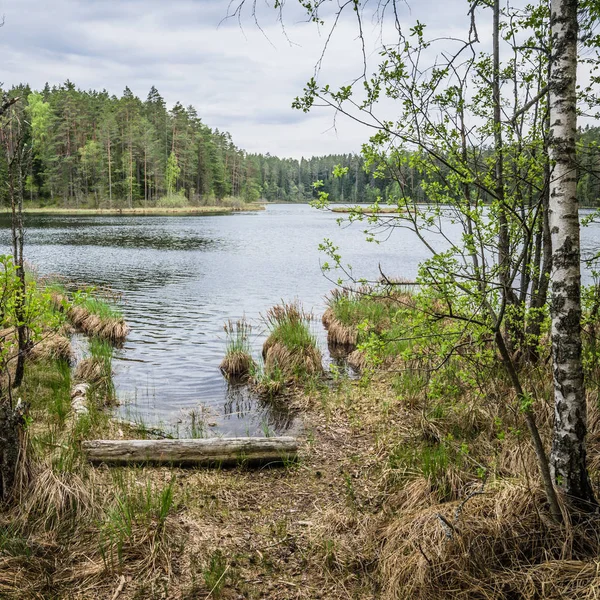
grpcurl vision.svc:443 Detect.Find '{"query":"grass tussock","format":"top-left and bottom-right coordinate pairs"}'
top-left (74, 338), bottom-right (115, 405)
top-left (323, 287), bottom-right (415, 367)
top-left (323, 306), bottom-right (358, 347)
top-left (0, 466), bottom-right (183, 599)
top-left (28, 332), bottom-right (73, 362)
top-left (68, 302), bottom-right (129, 344)
top-left (74, 357), bottom-right (106, 384)
top-left (378, 481), bottom-right (600, 600)
top-left (0, 356), bottom-right (185, 599)
top-left (220, 352), bottom-right (254, 380)
top-left (48, 284), bottom-right (129, 344)
top-left (220, 319), bottom-right (255, 380)
top-left (347, 348), bottom-right (368, 371)
top-left (262, 302), bottom-right (323, 382)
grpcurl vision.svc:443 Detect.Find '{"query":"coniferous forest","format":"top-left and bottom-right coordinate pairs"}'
top-left (0, 82), bottom-right (386, 207)
top-left (6, 80), bottom-right (600, 208)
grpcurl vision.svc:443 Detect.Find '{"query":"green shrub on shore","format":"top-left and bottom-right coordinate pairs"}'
top-left (156, 192), bottom-right (189, 208)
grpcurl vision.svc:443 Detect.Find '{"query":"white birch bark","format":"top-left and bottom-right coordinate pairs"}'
top-left (548, 0), bottom-right (596, 507)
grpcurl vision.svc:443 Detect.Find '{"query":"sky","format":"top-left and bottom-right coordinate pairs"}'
top-left (0, 0), bottom-right (477, 159)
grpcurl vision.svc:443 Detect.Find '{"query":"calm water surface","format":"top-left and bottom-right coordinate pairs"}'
top-left (2, 204), bottom-right (600, 436)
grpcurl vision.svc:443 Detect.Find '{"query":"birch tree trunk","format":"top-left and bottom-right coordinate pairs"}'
top-left (548, 0), bottom-right (597, 509)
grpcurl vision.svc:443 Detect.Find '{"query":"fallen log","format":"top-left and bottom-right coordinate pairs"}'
top-left (81, 436), bottom-right (298, 467)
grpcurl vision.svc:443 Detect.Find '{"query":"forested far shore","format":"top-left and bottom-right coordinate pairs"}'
top-left (0, 81), bottom-right (391, 209)
top-left (1, 81), bottom-right (600, 209)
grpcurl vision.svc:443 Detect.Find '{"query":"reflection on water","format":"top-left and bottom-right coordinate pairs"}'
top-left (2, 204), bottom-right (600, 436)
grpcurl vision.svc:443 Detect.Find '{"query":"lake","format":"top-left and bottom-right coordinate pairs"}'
top-left (2, 204), bottom-right (600, 436)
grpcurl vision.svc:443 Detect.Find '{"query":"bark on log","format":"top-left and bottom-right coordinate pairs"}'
top-left (81, 437), bottom-right (298, 467)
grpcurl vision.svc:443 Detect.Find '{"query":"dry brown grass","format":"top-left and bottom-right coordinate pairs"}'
top-left (7, 291), bottom-right (600, 599)
top-left (0, 466), bottom-right (185, 599)
top-left (0, 327), bottom-right (72, 366)
top-left (264, 339), bottom-right (323, 378)
top-left (49, 291), bottom-right (68, 311)
top-left (378, 481), bottom-right (600, 599)
top-left (326, 317), bottom-right (358, 347)
top-left (29, 332), bottom-right (73, 362)
top-left (219, 351), bottom-right (255, 379)
top-left (347, 348), bottom-right (368, 371)
top-left (97, 318), bottom-right (130, 344)
top-left (67, 305), bottom-right (130, 344)
top-left (74, 357), bottom-right (107, 384)
top-left (322, 306), bottom-right (335, 329)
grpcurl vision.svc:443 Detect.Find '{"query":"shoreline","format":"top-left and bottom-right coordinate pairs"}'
top-left (331, 205), bottom-right (408, 214)
top-left (1, 203), bottom-right (266, 216)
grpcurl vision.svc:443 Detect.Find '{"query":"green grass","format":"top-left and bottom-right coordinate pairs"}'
top-left (188, 409), bottom-right (206, 439)
top-left (265, 303), bottom-right (318, 352)
top-left (203, 549), bottom-right (229, 598)
top-left (100, 471), bottom-right (177, 569)
top-left (329, 289), bottom-right (399, 329)
top-left (47, 282), bottom-right (123, 320)
top-left (224, 319), bottom-right (253, 355)
top-left (250, 360), bottom-right (286, 397)
top-left (87, 337), bottom-right (116, 403)
top-left (77, 294), bottom-right (122, 320)
top-left (23, 358), bottom-right (72, 426)
top-left (261, 302), bottom-right (323, 385)
top-left (89, 337), bottom-right (113, 362)
top-left (326, 288), bottom-right (417, 367)
top-left (388, 441), bottom-right (460, 500)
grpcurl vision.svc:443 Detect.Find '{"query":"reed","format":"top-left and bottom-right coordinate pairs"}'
top-left (74, 338), bottom-right (115, 405)
top-left (219, 318), bottom-right (255, 380)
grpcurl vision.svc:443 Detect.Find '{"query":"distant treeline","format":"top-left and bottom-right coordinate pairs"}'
top-left (0, 81), bottom-right (393, 207)
top-left (1, 81), bottom-right (599, 208)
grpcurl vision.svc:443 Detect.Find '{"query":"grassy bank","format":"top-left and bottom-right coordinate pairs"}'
top-left (4, 286), bottom-right (600, 598)
top-left (2, 203), bottom-right (265, 216)
top-left (331, 204), bottom-right (407, 214)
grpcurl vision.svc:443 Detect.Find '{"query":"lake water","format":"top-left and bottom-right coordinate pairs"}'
top-left (2, 204), bottom-right (600, 436)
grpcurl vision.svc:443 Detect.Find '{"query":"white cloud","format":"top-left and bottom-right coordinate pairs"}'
top-left (0, 0), bottom-right (483, 158)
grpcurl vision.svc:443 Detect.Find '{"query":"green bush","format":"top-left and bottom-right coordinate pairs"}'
top-left (156, 192), bottom-right (188, 208)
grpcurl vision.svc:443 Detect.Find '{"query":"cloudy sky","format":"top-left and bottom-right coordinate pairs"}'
top-left (0, 0), bottom-right (472, 159)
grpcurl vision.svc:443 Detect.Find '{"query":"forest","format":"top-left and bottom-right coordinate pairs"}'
top-left (3, 81), bottom-right (600, 208)
top-left (0, 82), bottom-right (380, 207)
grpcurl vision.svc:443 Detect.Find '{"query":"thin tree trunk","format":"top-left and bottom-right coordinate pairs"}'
top-left (493, 0), bottom-right (518, 351)
top-left (526, 153), bottom-right (552, 361)
top-left (0, 100), bottom-right (28, 503)
top-left (495, 332), bottom-right (563, 521)
top-left (8, 122), bottom-right (27, 389)
top-left (107, 136), bottom-right (112, 208)
top-left (144, 147), bottom-right (148, 207)
top-left (129, 142), bottom-right (133, 209)
top-left (548, 0), bottom-right (597, 510)
top-left (0, 403), bottom-right (24, 501)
